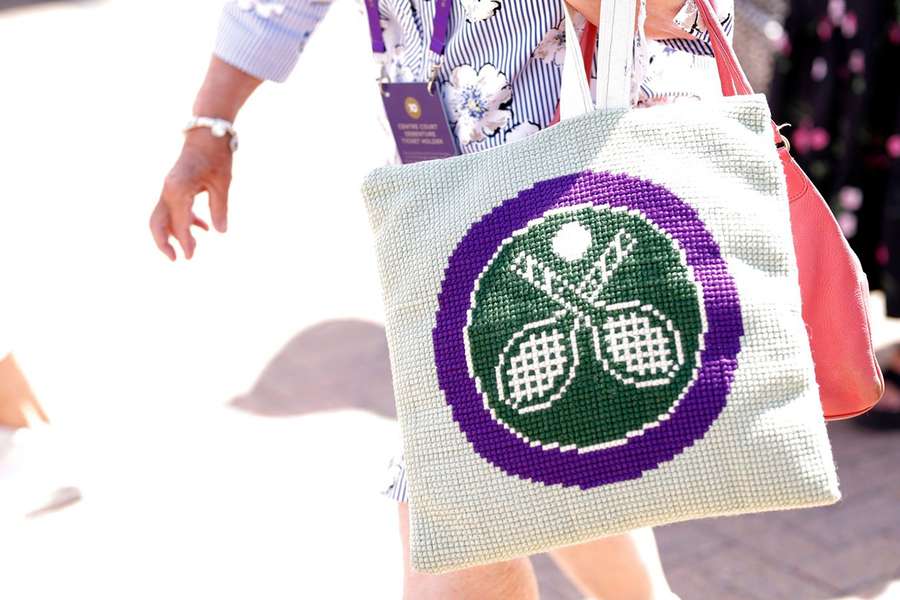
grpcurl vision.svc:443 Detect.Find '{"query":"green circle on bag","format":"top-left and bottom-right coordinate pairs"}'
top-left (464, 203), bottom-right (705, 452)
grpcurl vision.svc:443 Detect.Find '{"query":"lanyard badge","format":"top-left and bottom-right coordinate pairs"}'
top-left (365, 0), bottom-right (459, 164)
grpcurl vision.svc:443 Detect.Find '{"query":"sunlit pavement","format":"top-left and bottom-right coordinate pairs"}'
top-left (1, 2), bottom-right (899, 599)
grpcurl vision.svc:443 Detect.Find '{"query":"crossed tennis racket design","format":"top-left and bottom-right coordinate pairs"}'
top-left (494, 228), bottom-right (687, 415)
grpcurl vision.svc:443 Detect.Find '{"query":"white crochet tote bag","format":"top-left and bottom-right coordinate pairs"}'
top-left (362, 0), bottom-right (840, 573)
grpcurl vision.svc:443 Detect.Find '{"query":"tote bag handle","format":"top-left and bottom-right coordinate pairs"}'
top-left (560, 0), bottom-right (754, 120)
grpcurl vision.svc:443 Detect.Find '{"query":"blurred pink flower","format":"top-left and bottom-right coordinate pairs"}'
top-left (792, 123), bottom-right (831, 154)
top-left (887, 134), bottom-right (900, 158)
top-left (841, 12), bottom-right (858, 37)
top-left (811, 57), bottom-right (828, 80)
top-left (776, 35), bottom-right (792, 56)
top-left (876, 244), bottom-right (889, 266)
top-left (848, 49), bottom-right (865, 73)
top-left (837, 212), bottom-right (858, 238)
top-left (839, 186), bottom-right (863, 210)
top-left (827, 0), bottom-right (845, 23)
top-left (817, 18), bottom-right (833, 41)
top-left (811, 129), bottom-right (830, 151)
top-left (889, 23), bottom-right (900, 45)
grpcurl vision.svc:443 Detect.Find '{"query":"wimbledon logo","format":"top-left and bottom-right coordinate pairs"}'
top-left (465, 203), bottom-right (704, 453)
top-left (432, 171), bottom-right (744, 489)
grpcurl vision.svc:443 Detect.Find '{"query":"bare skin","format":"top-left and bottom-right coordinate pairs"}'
top-left (398, 502), bottom-right (674, 600)
top-left (152, 5), bottom-right (689, 596)
top-left (549, 525), bottom-right (674, 600)
top-left (565, 0), bottom-right (692, 39)
top-left (398, 502), bottom-right (541, 600)
top-left (150, 58), bottom-right (261, 261)
top-left (0, 354), bottom-right (49, 430)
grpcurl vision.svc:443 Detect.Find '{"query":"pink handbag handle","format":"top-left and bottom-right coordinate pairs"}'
top-left (692, 0), bottom-right (785, 146)
top-left (695, 2), bottom-right (884, 421)
top-left (694, 0), bottom-right (754, 97)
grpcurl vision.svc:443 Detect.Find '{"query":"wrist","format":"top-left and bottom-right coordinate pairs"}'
top-left (191, 57), bottom-right (261, 122)
top-left (183, 128), bottom-right (234, 154)
top-left (184, 117), bottom-right (239, 153)
top-left (191, 89), bottom-right (241, 121)
top-left (191, 99), bottom-right (240, 123)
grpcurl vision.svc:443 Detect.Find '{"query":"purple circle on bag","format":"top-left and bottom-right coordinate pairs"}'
top-left (432, 170), bottom-right (744, 489)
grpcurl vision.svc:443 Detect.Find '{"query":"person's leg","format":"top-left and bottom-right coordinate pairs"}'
top-left (549, 527), bottom-right (677, 600)
top-left (0, 353), bottom-right (49, 429)
top-left (397, 502), bottom-right (540, 600)
top-left (0, 352), bottom-right (80, 517)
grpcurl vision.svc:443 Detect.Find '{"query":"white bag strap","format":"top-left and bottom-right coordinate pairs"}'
top-left (594, 0), bottom-right (637, 110)
top-left (561, 0), bottom-right (761, 121)
top-left (559, 3), bottom-right (594, 120)
top-left (559, 0), bottom-right (637, 119)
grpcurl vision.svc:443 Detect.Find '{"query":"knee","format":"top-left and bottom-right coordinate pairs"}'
top-left (403, 557), bottom-right (538, 600)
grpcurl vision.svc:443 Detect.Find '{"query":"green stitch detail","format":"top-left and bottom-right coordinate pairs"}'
top-left (465, 204), bottom-right (704, 451)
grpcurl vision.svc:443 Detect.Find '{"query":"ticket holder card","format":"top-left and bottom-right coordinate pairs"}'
top-left (380, 83), bottom-right (458, 163)
top-left (365, 0), bottom-right (459, 164)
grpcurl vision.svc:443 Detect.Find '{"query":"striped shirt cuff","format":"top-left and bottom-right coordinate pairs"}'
top-left (214, 1), bottom-right (331, 83)
top-left (663, 4), bottom-right (734, 56)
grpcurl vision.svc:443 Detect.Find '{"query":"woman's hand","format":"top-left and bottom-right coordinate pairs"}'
top-left (150, 57), bottom-right (261, 261)
top-left (567, 0), bottom-right (692, 40)
top-left (150, 133), bottom-right (232, 261)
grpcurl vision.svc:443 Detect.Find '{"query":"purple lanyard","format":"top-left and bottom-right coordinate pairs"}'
top-left (364, 0), bottom-right (453, 57)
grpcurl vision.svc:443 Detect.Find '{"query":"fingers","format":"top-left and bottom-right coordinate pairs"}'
top-left (154, 178), bottom-right (207, 260)
top-left (153, 144), bottom-right (231, 260)
top-left (208, 183), bottom-right (229, 233)
top-left (149, 203), bottom-right (177, 262)
top-left (192, 215), bottom-right (210, 231)
top-left (169, 203), bottom-right (197, 260)
top-left (149, 203), bottom-right (208, 261)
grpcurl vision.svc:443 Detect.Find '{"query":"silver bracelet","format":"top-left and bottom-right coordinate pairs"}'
top-left (183, 116), bottom-right (239, 152)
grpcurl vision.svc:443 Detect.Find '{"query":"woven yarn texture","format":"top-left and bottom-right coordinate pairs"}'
top-left (362, 94), bottom-right (840, 574)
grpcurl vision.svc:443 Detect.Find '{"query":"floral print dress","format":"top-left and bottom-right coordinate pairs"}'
top-left (218, 0), bottom-right (735, 154)
top-left (372, 0), bottom-right (734, 152)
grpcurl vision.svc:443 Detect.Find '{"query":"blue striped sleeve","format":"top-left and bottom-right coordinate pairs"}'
top-left (661, 0), bottom-right (734, 56)
top-left (214, 0), bottom-right (335, 82)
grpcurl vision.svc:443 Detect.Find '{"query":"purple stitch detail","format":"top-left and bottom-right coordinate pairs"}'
top-left (432, 171), bottom-right (743, 489)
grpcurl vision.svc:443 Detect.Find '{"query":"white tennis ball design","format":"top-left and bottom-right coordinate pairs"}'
top-left (552, 221), bottom-right (592, 262)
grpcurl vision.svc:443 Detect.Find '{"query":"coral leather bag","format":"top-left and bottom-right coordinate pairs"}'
top-left (690, 0), bottom-right (884, 419)
top-left (567, 0), bottom-right (884, 420)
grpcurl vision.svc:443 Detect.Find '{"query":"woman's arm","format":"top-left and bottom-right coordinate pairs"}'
top-left (150, 0), bottom-right (336, 261)
top-left (568, 0), bottom-right (733, 43)
top-left (192, 57), bottom-right (262, 123)
top-left (150, 57), bottom-right (261, 261)
top-left (567, 0), bottom-right (686, 38)
top-left (215, 0), bottom-right (334, 82)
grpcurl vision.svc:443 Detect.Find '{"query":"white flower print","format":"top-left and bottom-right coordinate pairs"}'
top-left (377, 16), bottom-right (414, 82)
top-left (534, 14), bottom-right (585, 66)
top-left (379, 55), bottom-right (415, 83)
top-left (380, 14), bottom-right (403, 53)
top-left (461, 0), bottom-right (501, 23)
top-left (534, 20), bottom-right (567, 65)
top-left (505, 121), bottom-right (540, 143)
top-left (443, 64), bottom-right (512, 146)
top-left (236, 0), bottom-right (285, 19)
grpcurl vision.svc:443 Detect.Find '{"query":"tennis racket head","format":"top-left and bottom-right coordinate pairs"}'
top-left (575, 229), bottom-right (637, 304)
top-left (591, 301), bottom-right (686, 389)
top-left (494, 311), bottom-right (582, 414)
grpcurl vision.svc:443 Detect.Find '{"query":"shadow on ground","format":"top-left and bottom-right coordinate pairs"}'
top-left (231, 319), bottom-right (396, 419)
top-left (234, 318), bottom-right (900, 600)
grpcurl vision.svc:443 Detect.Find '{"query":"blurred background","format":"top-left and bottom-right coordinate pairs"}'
top-left (0, 0), bottom-right (897, 599)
